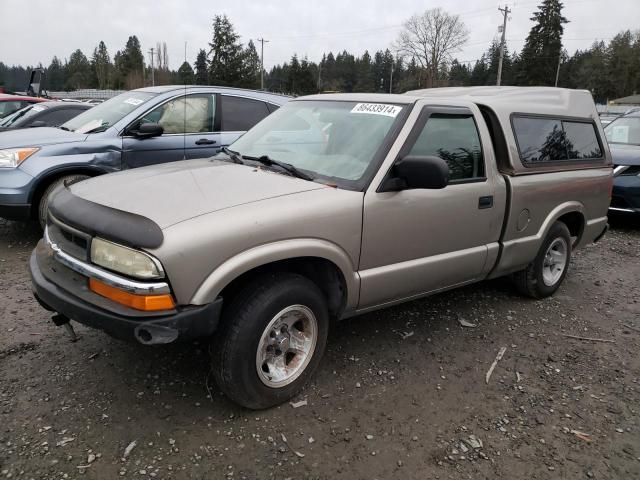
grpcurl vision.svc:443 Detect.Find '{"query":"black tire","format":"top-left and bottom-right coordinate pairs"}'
top-left (512, 221), bottom-right (572, 299)
top-left (211, 273), bottom-right (329, 409)
top-left (37, 175), bottom-right (89, 229)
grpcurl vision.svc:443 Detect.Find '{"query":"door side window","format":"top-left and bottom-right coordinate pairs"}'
top-left (138, 94), bottom-right (214, 134)
top-left (221, 96), bottom-right (270, 132)
top-left (408, 114), bottom-right (485, 182)
top-left (36, 108), bottom-right (83, 126)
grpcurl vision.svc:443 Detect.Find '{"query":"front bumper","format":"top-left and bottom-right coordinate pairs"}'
top-left (610, 175), bottom-right (640, 215)
top-left (30, 245), bottom-right (222, 344)
top-left (0, 167), bottom-right (35, 220)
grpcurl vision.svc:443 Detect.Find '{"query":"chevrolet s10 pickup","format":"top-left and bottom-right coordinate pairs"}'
top-left (30, 87), bottom-right (612, 408)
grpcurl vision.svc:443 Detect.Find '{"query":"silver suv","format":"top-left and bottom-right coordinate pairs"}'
top-left (30, 87), bottom-right (612, 409)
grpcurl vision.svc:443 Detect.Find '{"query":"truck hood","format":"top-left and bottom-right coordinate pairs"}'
top-left (69, 158), bottom-right (329, 228)
top-left (610, 144), bottom-right (640, 167)
top-left (0, 127), bottom-right (87, 148)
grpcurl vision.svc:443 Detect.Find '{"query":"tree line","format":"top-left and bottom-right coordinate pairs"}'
top-left (1, 0), bottom-right (639, 104)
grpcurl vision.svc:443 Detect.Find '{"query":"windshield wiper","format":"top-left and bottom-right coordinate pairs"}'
top-left (243, 154), bottom-right (314, 181)
top-left (58, 126), bottom-right (70, 131)
top-left (219, 147), bottom-right (245, 164)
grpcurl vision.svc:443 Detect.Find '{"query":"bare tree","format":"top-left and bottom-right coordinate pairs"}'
top-left (155, 42), bottom-right (170, 84)
top-left (395, 8), bottom-right (469, 87)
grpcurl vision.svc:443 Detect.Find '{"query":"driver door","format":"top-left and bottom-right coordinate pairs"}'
top-left (122, 93), bottom-right (217, 169)
top-left (358, 106), bottom-right (503, 309)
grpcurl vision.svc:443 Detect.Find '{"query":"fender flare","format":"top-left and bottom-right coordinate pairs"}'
top-left (493, 201), bottom-right (586, 278)
top-left (190, 238), bottom-right (360, 310)
top-left (535, 201), bottom-right (585, 243)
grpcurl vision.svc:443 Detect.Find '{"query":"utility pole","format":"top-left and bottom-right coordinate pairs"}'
top-left (148, 47), bottom-right (155, 86)
top-left (256, 38), bottom-right (269, 90)
top-left (496, 5), bottom-right (511, 86)
top-left (554, 54), bottom-right (562, 87)
top-left (389, 60), bottom-right (394, 93)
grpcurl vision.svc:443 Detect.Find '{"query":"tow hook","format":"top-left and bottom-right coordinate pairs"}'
top-left (52, 313), bottom-right (78, 342)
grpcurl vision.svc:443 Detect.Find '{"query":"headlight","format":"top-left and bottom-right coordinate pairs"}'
top-left (0, 147), bottom-right (39, 168)
top-left (90, 237), bottom-right (164, 280)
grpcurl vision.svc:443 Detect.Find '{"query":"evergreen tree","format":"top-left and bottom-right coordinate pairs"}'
top-left (354, 51), bottom-right (375, 92)
top-left (194, 49), bottom-right (208, 85)
top-left (65, 49), bottom-right (91, 90)
top-left (123, 35), bottom-right (145, 88)
top-left (470, 55), bottom-right (489, 86)
top-left (242, 40), bottom-right (261, 89)
top-left (47, 56), bottom-right (65, 91)
top-left (448, 60), bottom-right (471, 86)
top-left (112, 50), bottom-right (125, 89)
top-left (178, 61), bottom-right (195, 84)
top-left (297, 57), bottom-right (318, 95)
top-left (606, 31), bottom-right (640, 99)
top-left (92, 41), bottom-right (111, 89)
top-left (322, 53), bottom-right (336, 90)
top-left (518, 0), bottom-right (568, 86)
top-left (208, 15), bottom-right (245, 86)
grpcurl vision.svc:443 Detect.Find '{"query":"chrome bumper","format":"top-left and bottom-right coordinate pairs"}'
top-left (44, 228), bottom-right (170, 295)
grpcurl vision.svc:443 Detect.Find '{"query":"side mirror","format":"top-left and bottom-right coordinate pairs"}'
top-left (380, 155), bottom-right (450, 192)
top-left (134, 122), bottom-right (164, 139)
top-left (29, 121), bottom-right (47, 128)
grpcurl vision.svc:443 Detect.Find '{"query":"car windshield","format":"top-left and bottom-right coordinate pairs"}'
top-left (0, 101), bottom-right (25, 119)
top-left (62, 91), bottom-right (156, 134)
top-left (605, 116), bottom-right (640, 146)
top-left (228, 100), bottom-right (405, 186)
top-left (0, 103), bottom-right (46, 127)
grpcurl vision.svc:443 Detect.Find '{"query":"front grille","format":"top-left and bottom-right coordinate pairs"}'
top-left (610, 195), bottom-right (631, 209)
top-left (47, 215), bottom-right (91, 261)
top-left (620, 165), bottom-right (640, 176)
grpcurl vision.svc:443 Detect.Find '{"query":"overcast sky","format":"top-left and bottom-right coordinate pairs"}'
top-left (1, 0), bottom-right (638, 71)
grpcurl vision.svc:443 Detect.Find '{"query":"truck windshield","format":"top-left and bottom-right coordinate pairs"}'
top-left (605, 116), bottom-right (640, 146)
top-left (62, 91), bottom-right (157, 134)
top-left (229, 100), bottom-right (405, 186)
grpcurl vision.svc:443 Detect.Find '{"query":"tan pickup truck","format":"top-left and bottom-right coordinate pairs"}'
top-left (30, 87), bottom-right (612, 408)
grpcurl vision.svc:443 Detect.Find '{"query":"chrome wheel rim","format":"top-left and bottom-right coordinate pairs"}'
top-left (256, 305), bottom-right (318, 388)
top-left (542, 238), bottom-right (568, 286)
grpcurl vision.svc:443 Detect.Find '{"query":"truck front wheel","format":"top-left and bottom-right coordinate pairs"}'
top-left (211, 273), bottom-right (329, 409)
top-left (512, 221), bottom-right (572, 299)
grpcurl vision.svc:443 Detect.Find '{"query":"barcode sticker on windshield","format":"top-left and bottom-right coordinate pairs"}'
top-left (31, 105), bottom-right (46, 112)
top-left (351, 103), bottom-right (402, 118)
top-left (124, 98), bottom-right (144, 106)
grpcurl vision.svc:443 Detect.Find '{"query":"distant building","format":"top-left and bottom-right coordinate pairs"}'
top-left (610, 94), bottom-right (640, 106)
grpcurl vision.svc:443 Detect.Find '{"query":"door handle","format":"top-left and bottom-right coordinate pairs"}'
top-left (478, 196), bottom-right (494, 209)
top-left (195, 138), bottom-right (216, 145)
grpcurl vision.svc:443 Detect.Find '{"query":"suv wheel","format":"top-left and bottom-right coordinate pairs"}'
top-left (211, 273), bottom-right (329, 409)
top-left (38, 175), bottom-right (89, 229)
top-left (512, 221), bottom-right (572, 299)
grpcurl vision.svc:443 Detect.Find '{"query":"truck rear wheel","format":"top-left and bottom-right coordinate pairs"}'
top-left (211, 273), bottom-right (329, 409)
top-left (38, 174), bottom-right (89, 229)
top-left (512, 221), bottom-right (572, 299)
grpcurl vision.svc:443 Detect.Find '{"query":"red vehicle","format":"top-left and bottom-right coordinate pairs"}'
top-left (0, 94), bottom-right (47, 119)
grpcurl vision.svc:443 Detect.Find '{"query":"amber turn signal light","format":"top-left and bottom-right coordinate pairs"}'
top-left (89, 278), bottom-right (176, 311)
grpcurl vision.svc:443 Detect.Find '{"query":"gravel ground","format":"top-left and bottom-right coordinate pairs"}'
top-left (0, 217), bottom-right (638, 480)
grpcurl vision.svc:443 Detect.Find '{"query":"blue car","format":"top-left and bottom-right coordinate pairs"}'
top-left (0, 85), bottom-right (289, 226)
top-left (605, 111), bottom-right (640, 216)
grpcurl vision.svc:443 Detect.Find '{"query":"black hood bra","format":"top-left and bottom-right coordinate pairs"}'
top-left (49, 186), bottom-right (164, 249)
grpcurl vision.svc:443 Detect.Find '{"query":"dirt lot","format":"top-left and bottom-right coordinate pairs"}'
top-left (0, 218), bottom-right (638, 480)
